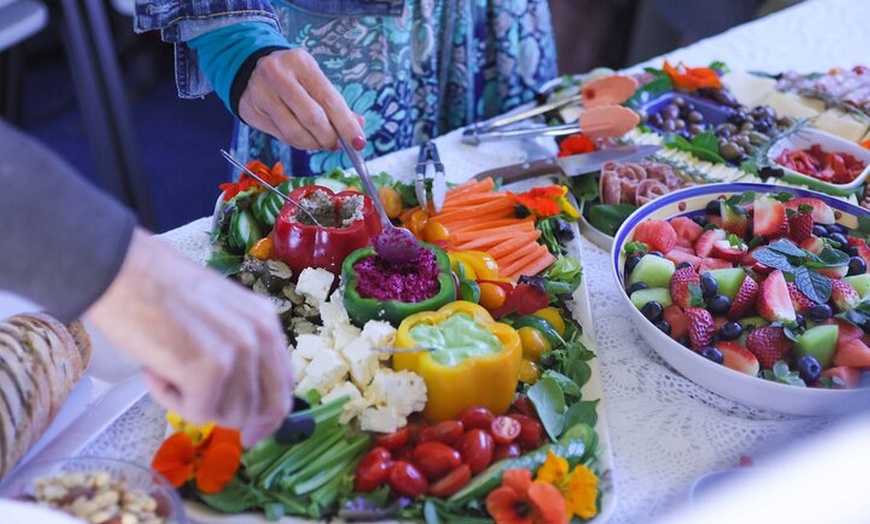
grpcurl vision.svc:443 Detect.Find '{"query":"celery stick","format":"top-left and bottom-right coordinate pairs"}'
top-left (259, 425), bottom-right (347, 488)
top-left (291, 436), bottom-right (371, 495)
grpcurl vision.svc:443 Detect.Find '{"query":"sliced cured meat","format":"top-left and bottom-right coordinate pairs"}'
top-left (635, 179), bottom-right (669, 206)
top-left (599, 170), bottom-right (622, 205)
top-left (619, 179), bottom-right (639, 205)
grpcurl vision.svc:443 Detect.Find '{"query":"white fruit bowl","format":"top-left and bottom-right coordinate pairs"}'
top-left (611, 182), bottom-right (870, 415)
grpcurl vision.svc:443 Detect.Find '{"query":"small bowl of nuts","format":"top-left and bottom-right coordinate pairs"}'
top-left (0, 457), bottom-right (186, 523)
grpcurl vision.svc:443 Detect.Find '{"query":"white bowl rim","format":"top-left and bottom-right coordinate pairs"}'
top-left (767, 127), bottom-right (870, 191)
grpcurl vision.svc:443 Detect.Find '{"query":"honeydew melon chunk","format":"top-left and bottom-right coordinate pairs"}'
top-left (738, 316), bottom-right (768, 330)
top-left (630, 288), bottom-right (673, 310)
top-left (794, 324), bottom-right (839, 369)
top-left (706, 267), bottom-right (747, 300)
top-left (843, 274), bottom-right (870, 299)
top-left (627, 255), bottom-right (675, 289)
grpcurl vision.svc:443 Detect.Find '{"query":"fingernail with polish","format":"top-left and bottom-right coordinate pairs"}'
top-left (352, 136), bottom-right (366, 150)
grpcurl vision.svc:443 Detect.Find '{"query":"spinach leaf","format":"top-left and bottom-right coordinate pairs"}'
top-left (588, 204), bottom-right (636, 236)
top-left (527, 376), bottom-right (566, 441)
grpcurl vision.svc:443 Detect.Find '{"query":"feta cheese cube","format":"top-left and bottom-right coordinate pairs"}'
top-left (289, 351), bottom-right (309, 384)
top-left (360, 320), bottom-right (397, 358)
top-left (293, 333), bottom-right (333, 359)
top-left (365, 369), bottom-right (428, 417)
top-left (341, 337), bottom-right (380, 388)
top-left (322, 382), bottom-right (367, 425)
top-left (319, 297), bottom-right (351, 337)
top-left (295, 267), bottom-right (335, 307)
top-left (294, 349), bottom-right (349, 396)
top-left (359, 406), bottom-right (403, 434)
top-left (332, 322), bottom-right (362, 350)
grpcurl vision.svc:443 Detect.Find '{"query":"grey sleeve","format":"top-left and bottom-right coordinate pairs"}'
top-left (0, 120), bottom-right (137, 322)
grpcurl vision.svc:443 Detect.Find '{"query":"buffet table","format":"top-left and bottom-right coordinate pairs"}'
top-left (74, 0), bottom-right (870, 522)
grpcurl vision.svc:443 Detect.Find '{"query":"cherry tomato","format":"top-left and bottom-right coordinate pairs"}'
top-left (412, 441), bottom-right (462, 480)
top-left (378, 186), bottom-right (403, 219)
top-left (490, 416), bottom-right (521, 444)
top-left (388, 461), bottom-right (428, 498)
top-left (458, 406), bottom-right (494, 431)
top-left (518, 326), bottom-right (551, 361)
top-left (354, 447), bottom-right (392, 492)
top-left (459, 429), bottom-right (495, 474)
top-left (373, 427), bottom-right (411, 450)
top-left (392, 445), bottom-right (414, 463)
top-left (418, 420), bottom-right (464, 445)
top-left (512, 414), bottom-right (547, 450)
top-left (428, 464), bottom-right (472, 498)
top-left (512, 394), bottom-right (538, 418)
top-left (533, 307), bottom-right (566, 335)
top-left (518, 358), bottom-right (542, 384)
top-left (493, 442), bottom-right (523, 461)
top-left (422, 219), bottom-right (450, 243)
top-left (478, 282), bottom-right (508, 311)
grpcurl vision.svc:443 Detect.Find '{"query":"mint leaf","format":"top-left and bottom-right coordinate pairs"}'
top-left (794, 266), bottom-right (832, 304)
top-left (624, 241), bottom-right (649, 255)
top-left (692, 131), bottom-right (720, 153)
top-left (728, 233), bottom-right (742, 247)
top-left (767, 239), bottom-right (806, 258)
top-left (818, 247), bottom-right (850, 267)
top-left (751, 249), bottom-right (795, 273)
top-left (689, 284), bottom-right (704, 307)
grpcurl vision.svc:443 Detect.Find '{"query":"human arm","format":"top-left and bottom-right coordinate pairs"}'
top-left (0, 119), bottom-right (292, 445)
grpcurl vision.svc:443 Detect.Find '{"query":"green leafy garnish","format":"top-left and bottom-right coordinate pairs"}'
top-left (588, 204), bottom-right (636, 235)
top-left (663, 131), bottom-right (727, 164)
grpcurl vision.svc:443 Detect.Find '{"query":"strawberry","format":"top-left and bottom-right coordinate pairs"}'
top-left (787, 210), bottom-right (813, 243)
top-left (698, 257), bottom-right (733, 272)
top-left (830, 279), bottom-right (860, 312)
top-left (756, 269), bottom-right (797, 323)
top-left (716, 341), bottom-right (760, 376)
top-left (694, 228), bottom-right (726, 258)
top-left (670, 265), bottom-right (701, 309)
top-left (799, 236), bottom-right (825, 255)
top-left (753, 195), bottom-right (787, 238)
top-left (666, 250), bottom-right (703, 269)
top-left (745, 326), bottom-right (793, 369)
top-left (633, 220), bottom-right (677, 254)
top-left (663, 305), bottom-right (688, 341)
top-left (685, 307), bottom-right (715, 350)
top-left (711, 238), bottom-right (748, 263)
top-left (727, 275), bottom-right (759, 320)
top-left (786, 282), bottom-right (817, 313)
top-left (784, 197), bottom-right (836, 225)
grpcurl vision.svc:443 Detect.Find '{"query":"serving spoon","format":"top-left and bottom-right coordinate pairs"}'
top-left (338, 138), bottom-right (421, 264)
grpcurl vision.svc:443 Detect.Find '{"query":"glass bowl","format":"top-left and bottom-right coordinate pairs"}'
top-left (0, 457), bottom-right (187, 524)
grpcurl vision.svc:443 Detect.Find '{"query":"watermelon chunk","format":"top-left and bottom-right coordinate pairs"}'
top-left (633, 220), bottom-right (678, 254)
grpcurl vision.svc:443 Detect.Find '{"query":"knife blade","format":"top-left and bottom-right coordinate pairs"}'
top-left (472, 145), bottom-right (662, 184)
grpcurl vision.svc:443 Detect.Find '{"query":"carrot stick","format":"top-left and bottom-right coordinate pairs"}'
top-left (447, 177), bottom-right (495, 198)
top-left (453, 231), bottom-right (520, 251)
top-left (449, 217), bottom-right (530, 233)
top-left (451, 221), bottom-right (536, 244)
top-left (502, 246), bottom-right (556, 280)
top-left (433, 198), bottom-right (516, 223)
top-left (441, 192), bottom-right (507, 209)
top-left (440, 209), bottom-right (516, 228)
top-left (494, 241), bottom-right (540, 267)
top-left (487, 230), bottom-right (542, 259)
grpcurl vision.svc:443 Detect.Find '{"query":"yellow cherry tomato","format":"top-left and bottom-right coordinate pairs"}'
top-left (532, 307), bottom-right (566, 336)
top-left (478, 282), bottom-right (507, 311)
top-left (407, 209), bottom-right (430, 239)
top-left (518, 358), bottom-right (542, 384)
top-left (423, 219), bottom-right (450, 243)
top-left (518, 326), bottom-right (551, 361)
top-left (248, 235), bottom-right (273, 260)
top-left (378, 186), bottom-right (403, 219)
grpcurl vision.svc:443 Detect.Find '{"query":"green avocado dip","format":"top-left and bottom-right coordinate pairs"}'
top-left (409, 313), bottom-right (502, 367)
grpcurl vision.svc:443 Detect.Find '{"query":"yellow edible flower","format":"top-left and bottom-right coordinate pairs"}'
top-left (166, 411), bottom-right (215, 445)
top-left (536, 449), bottom-right (599, 520)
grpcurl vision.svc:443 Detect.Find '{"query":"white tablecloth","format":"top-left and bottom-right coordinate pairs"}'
top-left (90, 0), bottom-right (870, 522)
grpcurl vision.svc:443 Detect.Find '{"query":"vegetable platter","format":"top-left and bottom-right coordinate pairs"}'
top-left (150, 160), bottom-right (616, 523)
top-left (548, 62), bottom-right (870, 248)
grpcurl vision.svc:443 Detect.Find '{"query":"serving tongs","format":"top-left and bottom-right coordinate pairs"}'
top-left (461, 105), bottom-right (641, 145)
top-left (220, 149), bottom-right (323, 226)
top-left (467, 74), bottom-right (639, 135)
top-left (415, 141), bottom-right (447, 214)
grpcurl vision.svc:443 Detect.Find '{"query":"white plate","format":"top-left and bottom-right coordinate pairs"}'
top-left (0, 498), bottom-right (86, 524)
top-left (187, 175), bottom-right (617, 523)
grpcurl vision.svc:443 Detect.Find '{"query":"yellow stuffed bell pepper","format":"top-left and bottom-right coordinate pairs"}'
top-left (392, 301), bottom-right (522, 422)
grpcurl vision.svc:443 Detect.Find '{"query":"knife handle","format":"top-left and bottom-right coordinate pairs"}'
top-left (473, 158), bottom-right (565, 184)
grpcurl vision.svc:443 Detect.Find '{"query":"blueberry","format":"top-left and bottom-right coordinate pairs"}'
top-left (648, 251), bottom-right (665, 258)
top-left (828, 223), bottom-right (849, 236)
top-left (707, 294), bottom-right (731, 315)
top-left (807, 303), bottom-right (832, 322)
top-left (627, 282), bottom-right (650, 295)
top-left (692, 215), bottom-right (709, 227)
top-left (718, 321), bottom-right (743, 341)
top-left (812, 224), bottom-right (828, 237)
top-left (676, 261), bottom-right (693, 269)
top-left (700, 272), bottom-right (719, 298)
top-left (705, 199), bottom-right (722, 215)
top-left (846, 245), bottom-right (860, 257)
top-left (624, 254), bottom-right (643, 275)
top-left (827, 232), bottom-right (848, 247)
top-left (848, 256), bottom-right (867, 276)
top-left (797, 355), bottom-right (822, 384)
top-left (641, 301), bottom-right (664, 323)
top-left (699, 346), bottom-right (724, 364)
top-left (795, 313), bottom-right (806, 329)
top-left (655, 320), bottom-right (672, 336)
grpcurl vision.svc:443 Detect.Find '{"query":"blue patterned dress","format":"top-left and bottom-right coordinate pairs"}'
top-left (230, 0), bottom-right (557, 176)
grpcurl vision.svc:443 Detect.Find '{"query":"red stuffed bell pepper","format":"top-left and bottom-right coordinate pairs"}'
top-left (272, 185), bottom-right (382, 275)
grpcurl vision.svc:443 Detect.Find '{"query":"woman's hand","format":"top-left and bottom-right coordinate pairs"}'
top-left (238, 47), bottom-right (366, 151)
top-left (85, 228), bottom-right (293, 446)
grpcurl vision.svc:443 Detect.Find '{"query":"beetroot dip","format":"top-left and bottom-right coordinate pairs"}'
top-left (353, 247), bottom-right (440, 302)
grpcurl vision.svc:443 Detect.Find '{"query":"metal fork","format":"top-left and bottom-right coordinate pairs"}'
top-left (415, 141), bottom-right (447, 213)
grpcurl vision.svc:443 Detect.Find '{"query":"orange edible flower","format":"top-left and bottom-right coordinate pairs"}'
top-left (152, 426), bottom-right (242, 495)
top-left (219, 160), bottom-right (290, 201)
top-left (662, 60), bottom-right (722, 92)
top-left (557, 134), bottom-right (595, 158)
top-left (860, 138), bottom-right (870, 150)
top-left (486, 468), bottom-right (567, 524)
top-left (515, 186), bottom-right (578, 218)
top-left (536, 450), bottom-right (599, 520)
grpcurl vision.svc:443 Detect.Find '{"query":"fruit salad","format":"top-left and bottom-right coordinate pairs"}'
top-left (622, 190), bottom-right (870, 389)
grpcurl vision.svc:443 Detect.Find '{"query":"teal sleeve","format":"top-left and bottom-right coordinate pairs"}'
top-left (189, 22), bottom-right (292, 113)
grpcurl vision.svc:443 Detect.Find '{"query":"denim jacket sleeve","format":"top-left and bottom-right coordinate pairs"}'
top-left (134, 0), bottom-right (404, 99)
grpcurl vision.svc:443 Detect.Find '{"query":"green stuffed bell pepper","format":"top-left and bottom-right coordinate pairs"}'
top-left (342, 242), bottom-right (457, 327)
